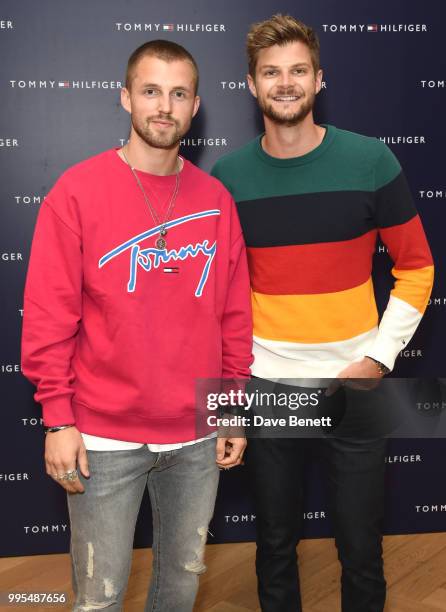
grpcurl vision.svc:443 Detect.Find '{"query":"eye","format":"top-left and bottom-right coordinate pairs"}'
top-left (173, 90), bottom-right (186, 99)
top-left (264, 69), bottom-right (277, 77)
top-left (145, 88), bottom-right (158, 96)
top-left (293, 68), bottom-right (306, 75)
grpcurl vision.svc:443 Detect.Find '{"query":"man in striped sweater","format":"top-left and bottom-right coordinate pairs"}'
top-left (211, 14), bottom-right (433, 612)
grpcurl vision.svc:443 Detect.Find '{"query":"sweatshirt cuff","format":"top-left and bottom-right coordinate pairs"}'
top-left (42, 396), bottom-right (75, 427)
top-left (366, 330), bottom-right (404, 372)
top-left (366, 295), bottom-right (425, 373)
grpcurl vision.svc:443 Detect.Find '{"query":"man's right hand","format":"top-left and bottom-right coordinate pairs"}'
top-left (45, 426), bottom-right (89, 494)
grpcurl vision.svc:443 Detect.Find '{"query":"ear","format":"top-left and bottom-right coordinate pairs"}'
top-left (192, 95), bottom-right (200, 118)
top-left (315, 69), bottom-right (323, 95)
top-left (247, 74), bottom-right (258, 99)
top-left (121, 87), bottom-right (131, 114)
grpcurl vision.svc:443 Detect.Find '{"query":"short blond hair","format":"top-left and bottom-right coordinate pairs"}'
top-left (126, 39), bottom-right (199, 93)
top-left (246, 14), bottom-right (320, 77)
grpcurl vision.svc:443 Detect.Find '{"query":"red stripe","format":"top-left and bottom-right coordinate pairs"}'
top-left (247, 230), bottom-right (377, 295)
top-left (379, 215), bottom-right (433, 270)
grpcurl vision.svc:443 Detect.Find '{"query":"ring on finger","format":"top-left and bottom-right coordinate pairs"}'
top-left (54, 469), bottom-right (78, 481)
top-left (63, 469), bottom-right (78, 481)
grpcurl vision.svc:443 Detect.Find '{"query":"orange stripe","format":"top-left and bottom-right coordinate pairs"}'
top-left (391, 265), bottom-right (434, 313)
top-left (252, 278), bottom-right (378, 343)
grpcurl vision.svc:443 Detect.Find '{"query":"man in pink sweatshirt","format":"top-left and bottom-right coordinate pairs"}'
top-left (22, 40), bottom-right (252, 612)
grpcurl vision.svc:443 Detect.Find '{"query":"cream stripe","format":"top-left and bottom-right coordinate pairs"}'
top-left (252, 328), bottom-right (379, 379)
top-left (367, 295), bottom-right (423, 371)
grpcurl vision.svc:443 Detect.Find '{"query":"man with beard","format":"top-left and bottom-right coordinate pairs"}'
top-left (22, 40), bottom-right (252, 611)
top-left (211, 14), bottom-right (433, 612)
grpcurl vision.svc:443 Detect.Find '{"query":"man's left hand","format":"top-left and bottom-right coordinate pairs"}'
top-left (216, 435), bottom-right (247, 469)
top-left (326, 357), bottom-right (384, 395)
top-left (338, 357), bottom-right (384, 380)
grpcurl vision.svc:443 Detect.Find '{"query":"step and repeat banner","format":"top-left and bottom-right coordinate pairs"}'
top-left (1, 0), bottom-right (445, 557)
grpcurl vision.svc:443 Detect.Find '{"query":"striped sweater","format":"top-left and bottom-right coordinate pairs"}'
top-left (211, 125), bottom-right (434, 378)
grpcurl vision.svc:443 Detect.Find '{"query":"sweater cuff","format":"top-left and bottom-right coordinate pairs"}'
top-left (42, 396), bottom-right (75, 427)
top-left (367, 295), bottom-right (424, 372)
top-left (365, 338), bottom-right (399, 373)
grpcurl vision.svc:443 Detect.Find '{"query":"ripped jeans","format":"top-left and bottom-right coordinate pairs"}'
top-left (67, 438), bottom-right (219, 611)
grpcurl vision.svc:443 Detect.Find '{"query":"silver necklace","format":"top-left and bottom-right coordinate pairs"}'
top-left (121, 148), bottom-right (181, 249)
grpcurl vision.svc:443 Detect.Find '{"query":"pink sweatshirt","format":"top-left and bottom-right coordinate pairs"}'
top-left (22, 150), bottom-right (253, 443)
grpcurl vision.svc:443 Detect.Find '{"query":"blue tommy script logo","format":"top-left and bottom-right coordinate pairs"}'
top-left (98, 210), bottom-right (220, 296)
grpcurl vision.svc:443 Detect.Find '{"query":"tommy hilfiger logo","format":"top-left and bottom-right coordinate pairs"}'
top-left (419, 190), bottom-right (446, 199)
top-left (14, 195), bottom-right (45, 205)
top-left (420, 80), bottom-right (446, 88)
top-left (399, 349), bottom-right (423, 358)
top-left (115, 22), bottom-right (226, 33)
top-left (321, 23), bottom-right (428, 33)
top-left (385, 454), bottom-right (422, 463)
top-left (220, 80), bottom-right (327, 90)
top-left (0, 138), bottom-right (18, 147)
top-left (0, 473), bottom-right (29, 482)
top-left (9, 80), bottom-right (121, 89)
top-left (415, 505), bottom-right (446, 513)
top-left (99, 210), bottom-right (220, 295)
top-left (378, 136), bottom-right (426, 144)
top-left (119, 137), bottom-right (229, 148)
top-left (1, 364), bottom-right (21, 373)
top-left (1, 252), bottom-right (22, 261)
top-left (24, 524), bottom-right (68, 534)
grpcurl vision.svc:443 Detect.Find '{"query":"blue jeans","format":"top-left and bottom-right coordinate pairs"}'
top-left (67, 438), bottom-right (220, 611)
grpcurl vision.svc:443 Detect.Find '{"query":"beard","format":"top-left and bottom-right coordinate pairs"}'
top-left (131, 114), bottom-right (189, 149)
top-left (258, 88), bottom-right (315, 127)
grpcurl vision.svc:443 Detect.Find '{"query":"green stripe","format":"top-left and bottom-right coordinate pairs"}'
top-left (211, 124), bottom-right (401, 202)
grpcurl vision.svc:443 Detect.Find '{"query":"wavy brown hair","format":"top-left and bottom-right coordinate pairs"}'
top-left (247, 14), bottom-right (320, 78)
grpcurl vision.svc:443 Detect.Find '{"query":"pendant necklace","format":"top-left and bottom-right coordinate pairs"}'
top-left (121, 148), bottom-right (181, 249)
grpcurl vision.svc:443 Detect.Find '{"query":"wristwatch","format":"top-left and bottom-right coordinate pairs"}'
top-left (44, 424), bottom-right (75, 434)
top-left (366, 356), bottom-right (390, 376)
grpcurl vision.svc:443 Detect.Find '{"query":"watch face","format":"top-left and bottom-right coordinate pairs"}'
top-left (377, 362), bottom-right (389, 375)
top-left (366, 356), bottom-right (388, 375)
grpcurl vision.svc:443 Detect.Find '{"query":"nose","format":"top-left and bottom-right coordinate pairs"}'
top-left (277, 70), bottom-right (291, 88)
top-left (158, 92), bottom-right (172, 115)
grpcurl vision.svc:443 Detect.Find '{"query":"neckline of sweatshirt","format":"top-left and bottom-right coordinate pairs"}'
top-left (112, 147), bottom-right (184, 183)
top-left (112, 149), bottom-right (186, 215)
top-left (254, 124), bottom-right (337, 168)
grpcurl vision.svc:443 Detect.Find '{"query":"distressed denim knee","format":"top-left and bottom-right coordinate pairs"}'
top-left (71, 540), bottom-right (123, 611)
top-left (183, 525), bottom-right (209, 575)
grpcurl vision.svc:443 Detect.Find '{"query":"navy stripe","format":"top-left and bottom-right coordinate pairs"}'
top-left (236, 184), bottom-right (416, 248)
top-left (375, 172), bottom-right (417, 229)
top-left (236, 191), bottom-right (374, 247)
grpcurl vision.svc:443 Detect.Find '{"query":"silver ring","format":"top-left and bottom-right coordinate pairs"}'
top-left (56, 469), bottom-right (78, 481)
